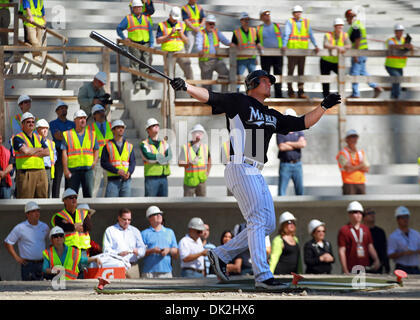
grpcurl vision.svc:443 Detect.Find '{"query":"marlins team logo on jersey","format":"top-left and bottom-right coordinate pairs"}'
top-left (246, 106), bottom-right (277, 128)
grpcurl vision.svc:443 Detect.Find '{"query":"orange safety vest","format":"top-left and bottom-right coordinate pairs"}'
top-left (234, 27), bottom-right (257, 60)
top-left (336, 148), bottom-right (366, 184)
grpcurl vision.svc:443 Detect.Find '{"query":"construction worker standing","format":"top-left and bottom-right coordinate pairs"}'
top-left (320, 18), bottom-right (351, 98)
top-left (283, 5), bottom-right (319, 99)
top-left (36, 119), bottom-right (56, 198)
top-left (385, 24), bottom-right (413, 99)
top-left (156, 6), bottom-right (193, 80)
top-left (61, 110), bottom-right (99, 198)
top-left (178, 124), bottom-right (211, 197)
top-left (182, 0), bottom-right (205, 53)
top-left (89, 104), bottom-right (113, 197)
top-left (257, 9), bottom-right (283, 98)
top-left (117, 0), bottom-right (154, 93)
top-left (140, 118), bottom-right (171, 197)
top-left (22, 0), bottom-right (46, 58)
top-left (345, 9), bottom-right (383, 98)
top-left (13, 112), bottom-right (49, 198)
top-left (195, 14), bottom-right (231, 91)
top-left (11, 95), bottom-right (33, 136)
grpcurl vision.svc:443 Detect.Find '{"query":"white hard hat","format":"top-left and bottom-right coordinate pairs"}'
top-left (190, 123), bottom-right (205, 133)
top-left (49, 226), bottom-right (64, 238)
top-left (334, 18), bottom-right (345, 26)
top-left (36, 119), bottom-right (49, 129)
top-left (395, 206), bottom-right (410, 218)
top-left (146, 205), bottom-right (163, 218)
top-left (111, 119), bottom-right (126, 129)
top-left (394, 24), bottom-right (404, 31)
top-left (91, 104), bottom-right (105, 115)
top-left (17, 95), bottom-right (32, 105)
top-left (25, 201), bottom-right (40, 213)
top-left (308, 219), bottom-right (325, 235)
top-left (170, 6), bottom-right (182, 20)
top-left (145, 118), bottom-right (159, 130)
top-left (284, 108), bottom-right (297, 117)
top-left (206, 14), bottom-right (216, 23)
top-left (55, 100), bottom-right (68, 110)
top-left (188, 217), bottom-right (206, 231)
top-left (131, 0), bottom-right (143, 7)
top-left (239, 12), bottom-right (250, 20)
top-left (21, 112), bottom-right (35, 123)
top-left (279, 211), bottom-right (297, 226)
top-left (292, 5), bottom-right (303, 13)
top-left (347, 201), bottom-right (364, 212)
top-left (259, 9), bottom-right (270, 16)
top-left (345, 129), bottom-right (359, 138)
top-left (77, 203), bottom-right (96, 215)
top-left (62, 188), bottom-right (78, 200)
top-left (73, 109), bottom-right (87, 120)
top-left (94, 71), bottom-right (107, 85)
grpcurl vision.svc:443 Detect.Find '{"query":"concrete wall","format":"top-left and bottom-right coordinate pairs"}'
top-left (1, 196), bottom-right (420, 280)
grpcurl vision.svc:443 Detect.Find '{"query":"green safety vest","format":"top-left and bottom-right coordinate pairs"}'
top-left (321, 31), bottom-right (348, 64)
top-left (182, 142), bottom-right (208, 187)
top-left (42, 245), bottom-right (82, 280)
top-left (234, 27), bottom-right (257, 60)
top-left (0, 0), bottom-right (9, 11)
top-left (159, 20), bottom-right (186, 52)
top-left (287, 18), bottom-right (310, 49)
top-left (347, 20), bottom-right (368, 50)
top-left (14, 131), bottom-right (45, 170)
top-left (62, 128), bottom-right (96, 169)
top-left (141, 138), bottom-right (171, 176)
top-left (51, 208), bottom-right (91, 250)
top-left (23, 0), bottom-right (45, 28)
top-left (257, 23), bottom-right (282, 48)
top-left (199, 29), bottom-right (221, 62)
top-left (105, 140), bottom-right (133, 177)
top-left (126, 14), bottom-right (150, 43)
top-left (385, 37), bottom-right (407, 69)
top-left (89, 121), bottom-right (113, 157)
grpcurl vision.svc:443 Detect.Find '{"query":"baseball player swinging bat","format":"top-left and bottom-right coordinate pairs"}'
top-left (89, 31), bottom-right (173, 81)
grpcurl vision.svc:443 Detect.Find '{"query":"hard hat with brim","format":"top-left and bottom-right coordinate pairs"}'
top-left (21, 112), bottom-right (35, 123)
top-left (292, 5), bottom-right (303, 12)
top-left (62, 188), bottom-right (78, 200)
top-left (36, 119), bottom-right (49, 128)
top-left (91, 104), bottom-right (105, 114)
top-left (345, 129), bottom-right (359, 138)
top-left (170, 7), bottom-right (182, 20)
top-left (94, 71), bottom-right (107, 85)
top-left (188, 217), bottom-right (206, 231)
top-left (308, 219), bottom-right (325, 235)
top-left (111, 119), bottom-right (126, 129)
top-left (73, 109), bottom-right (88, 120)
top-left (279, 211), bottom-right (296, 226)
top-left (56, 100), bottom-right (68, 110)
top-left (18, 95), bottom-right (32, 105)
top-left (145, 118), bottom-right (159, 130)
top-left (77, 203), bottom-right (96, 216)
top-left (25, 201), bottom-right (40, 213)
top-left (347, 201), bottom-right (364, 212)
top-left (395, 206), bottom-right (410, 218)
top-left (239, 12), bottom-right (250, 20)
top-left (49, 226), bottom-right (64, 238)
top-left (146, 205), bottom-right (163, 218)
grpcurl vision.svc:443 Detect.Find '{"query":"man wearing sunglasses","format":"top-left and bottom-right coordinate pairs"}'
top-left (13, 112), bottom-right (49, 199)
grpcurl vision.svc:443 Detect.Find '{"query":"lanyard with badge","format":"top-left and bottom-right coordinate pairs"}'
top-left (350, 227), bottom-right (365, 258)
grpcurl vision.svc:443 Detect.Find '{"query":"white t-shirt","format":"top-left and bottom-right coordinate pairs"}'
top-left (4, 220), bottom-right (49, 260)
top-left (179, 234), bottom-right (204, 270)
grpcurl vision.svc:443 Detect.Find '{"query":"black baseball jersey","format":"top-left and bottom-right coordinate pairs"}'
top-left (207, 91), bottom-right (307, 163)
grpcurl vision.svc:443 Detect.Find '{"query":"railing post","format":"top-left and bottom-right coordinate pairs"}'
top-left (229, 46), bottom-right (237, 92)
top-left (116, 52), bottom-right (121, 99)
top-left (102, 47), bottom-right (111, 94)
top-left (337, 51), bottom-right (347, 150)
top-left (0, 46), bottom-right (5, 139)
top-left (62, 39), bottom-right (67, 90)
top-left (167, 52), bottom-right (175, 130)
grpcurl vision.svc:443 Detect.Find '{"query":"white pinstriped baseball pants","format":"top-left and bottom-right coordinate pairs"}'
top-left (213, 163), bottom-right (276, 282)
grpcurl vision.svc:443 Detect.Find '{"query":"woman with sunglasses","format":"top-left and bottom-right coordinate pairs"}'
top-left (303, 219), bottom-right (334, 274)
top-left (42, 226), bottom-right (102, 280)
top-left (269, 211), bottom-right (302, 275)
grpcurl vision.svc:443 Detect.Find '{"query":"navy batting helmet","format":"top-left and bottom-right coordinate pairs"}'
top-left (245, 70), bottom-right (276, 92)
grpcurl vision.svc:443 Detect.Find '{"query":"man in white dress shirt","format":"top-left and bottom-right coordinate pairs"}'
top-left (102, 208), bottom-right (146, 278)
top-left (179, 217), bottom-right (208, 278)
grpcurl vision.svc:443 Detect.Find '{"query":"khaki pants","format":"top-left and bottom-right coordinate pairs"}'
top-left (16, 169), bottom-right (48, 199)
top-left (92, 164), bottom-right (107, 198)
top-left (127, 43), bottom-right (150, 86)
top-left (199, 58), bottom-right (229, 91)
top-left (25, 26), bottom-right (46, 58)
top-left (183, 182), bottom-right (206, 197)
top-left (175, 48), bottom-right (193, 79)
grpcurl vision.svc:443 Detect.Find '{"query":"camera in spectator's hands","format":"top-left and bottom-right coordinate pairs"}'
top-left (94, 93), bottom-right (113, 106)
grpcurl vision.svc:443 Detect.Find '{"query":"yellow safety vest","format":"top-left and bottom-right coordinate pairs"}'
top-left (257, 23), bottom-right (282, 48)
top-left (63, 128), bottom-right (96, 169)
top-left (199, 29), bottom-right (221, 62)
top-left (287, 18), bottom-right (310, 49)
top-left (385, 37), bottom-right (407, 69)
top-left (126, 14), bottom-right (150, 43)
top-left (141, 138), bottom-right (171, 176)
top-left (322, 31), bottom-right (347, 64)
top-left (182, 4), bottom-right (202, 31)
top-left (15, 131), bottom-right (45, 170)
top-left (0, 0), bottom-right (9, 11)
top-left (105, 140), bottom-right (133, 177)
top-left (89, 121), bottom-right (113, 157)
top-left (45, 139), bottom-right (56, 179)
top-left (347, 20), bottom-right (368, 50)
top-left (183, 142), bottom-right (208, 187)
top-left (234, 27), bottom-right (257, 60)
top-left (159, 20), bottom-right (186, 52)
top-left (42, 245), bottom-right (82, 280)
top-left (23, 0), bottom-right (45, 28)
top-left (51, 208), bottom-right (91, 250)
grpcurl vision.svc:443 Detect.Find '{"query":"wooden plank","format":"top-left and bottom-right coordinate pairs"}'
top-left (117, 39), bottom-right (168, 56)
top-left (120, 66), bottom-right (166, 83)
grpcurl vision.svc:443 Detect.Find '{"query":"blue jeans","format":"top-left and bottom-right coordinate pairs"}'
top-left (0, 186), bottom-right (12, 199)
top-left (67, 168), bottom-right (94, 198)
top-left (144, 176), bottom-right (168, 197)
top-left (385, 66), bottom-right (403, 99)
top-left (181, 268), bottom-right (204, 278)
top-left (21, 261), bottom-right (43, 281)
top-left (105, 178), bottom-right (132, 197)
top-left (237, 58), bottom-right (256, 91)
top-left (278, 161), bottom-right (304, 196)
top-left (350, 56), bottom-right (377, 97)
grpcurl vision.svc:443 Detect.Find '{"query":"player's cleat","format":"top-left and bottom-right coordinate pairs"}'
top-left (255, 278), bottom-right (289, 290)
top-left (207, 250), bottom-right (229, 282)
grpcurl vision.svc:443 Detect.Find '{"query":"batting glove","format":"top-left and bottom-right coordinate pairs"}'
top-left (321, 93), bottom-right (341, 110)
top-left (170, 77), bottom-right (187, 91)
